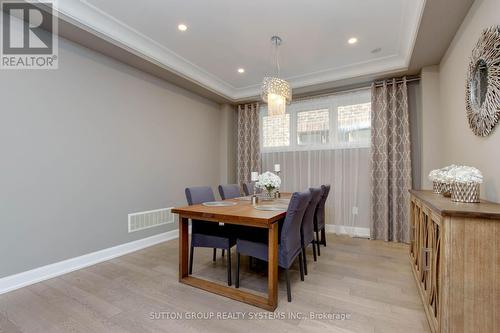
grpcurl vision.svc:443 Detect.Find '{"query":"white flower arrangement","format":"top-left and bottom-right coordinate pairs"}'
top-left (255, 171), bottom-right (281, 191)
top-left (429, 165), bottom-right (483, 184)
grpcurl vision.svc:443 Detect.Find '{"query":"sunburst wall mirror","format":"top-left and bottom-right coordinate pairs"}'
top-left (465, 25), bottom-right (500, 136)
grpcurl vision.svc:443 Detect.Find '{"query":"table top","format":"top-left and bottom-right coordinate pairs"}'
top-left (410, 190), bottom-right (500, 220)
top-left (172, 194), bottom-right (291, 228)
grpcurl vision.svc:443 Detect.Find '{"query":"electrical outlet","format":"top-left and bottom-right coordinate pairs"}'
top-left (352, 206), bottom-right (359, 215)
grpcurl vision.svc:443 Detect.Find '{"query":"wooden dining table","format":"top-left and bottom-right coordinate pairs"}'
top-left (171, 194), bottom-right (291, 311)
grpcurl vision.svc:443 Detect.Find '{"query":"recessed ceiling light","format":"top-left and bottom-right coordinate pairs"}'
top-left (348, 37), bottom-right (358, 44)
top-left (178, 24), bottom-right (188, 31)
top-left (237, 68), bottom-right (245, 73)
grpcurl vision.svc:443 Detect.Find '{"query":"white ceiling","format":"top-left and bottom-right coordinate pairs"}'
top-left (58, 0), bottom-right (425, 100)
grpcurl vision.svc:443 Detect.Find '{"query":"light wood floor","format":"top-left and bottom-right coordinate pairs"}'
top-left (0, 234), bottom-right (429, 333)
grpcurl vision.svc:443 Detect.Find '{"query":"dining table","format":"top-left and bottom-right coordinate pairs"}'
top-left (171, 193), bottom-right (291, 311)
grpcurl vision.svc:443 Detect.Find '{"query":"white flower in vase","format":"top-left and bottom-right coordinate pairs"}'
top-left (255, 171), bottom-right (281, 197)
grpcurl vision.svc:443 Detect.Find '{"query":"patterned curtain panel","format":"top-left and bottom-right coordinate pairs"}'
top-left (237, 103), bottom-right (261, 185)
top-left (370, 78), bottom-right (412, 243)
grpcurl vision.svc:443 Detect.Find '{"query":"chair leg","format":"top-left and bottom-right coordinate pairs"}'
top-left (298, 253), bottom-right (304, 281)
top-left (285, 269), bottom-right (292, 302)
top-left (212, 248), bottom-right (216, 262)
top-left (316, 230), bottom-right (321, 256)
top-left (189, 246), bottom-right (194, 275)
top-left (302, 247), bottom-right (308, 276)
top-left (222, 249), bottom-right (225, 257)
top-left (227, 248), bottom-right (232, 286)
top-left (321, 228), bottom-right (327, 247)
top-left (312, 241), bottom-right (317, 262)
top-left (235, 253), bottom-right (240, 288)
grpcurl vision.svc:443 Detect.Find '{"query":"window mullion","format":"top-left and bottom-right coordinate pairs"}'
top-left (289, 108), bottom-right (297, 150)
top-left (331, 103), bottom-right (338, 149)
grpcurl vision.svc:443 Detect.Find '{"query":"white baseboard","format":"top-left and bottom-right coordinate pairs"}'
top-left (326, 224), bottom-right (370, 238)
top-left (0, 230), bottom-right (179, 295)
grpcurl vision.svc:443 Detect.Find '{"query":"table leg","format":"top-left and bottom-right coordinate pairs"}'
top-left (179, 216), bottom-right (189, 281)
top-left (267, 222), bottom-right (278, 309)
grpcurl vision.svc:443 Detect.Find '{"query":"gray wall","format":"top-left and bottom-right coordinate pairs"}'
top-left (219, 104), bottom-right (237, 184)
top-left (408, 80), bottom-right (423, 190)
top-left (419, 66), bottom-right (442, 189)
top-left (420, 0), bottom-right (500, 202)
top-left (0, 36), bottom-right (226, 278)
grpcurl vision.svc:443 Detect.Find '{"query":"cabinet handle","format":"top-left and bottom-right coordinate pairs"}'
top-left (422, 247), bottom-right (432, 271)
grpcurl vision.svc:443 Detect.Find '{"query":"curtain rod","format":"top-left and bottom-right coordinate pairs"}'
top-left (373, 76), bottom-right (420, 87)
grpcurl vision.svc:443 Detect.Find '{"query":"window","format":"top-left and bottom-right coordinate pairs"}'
top-left (297, 109), bottom-right (329, 145)
top-left (337, 102), bottom-right (371, 146)
top-left (260, 89), bottom-right (371, 152)
top-left (262, 113), bottom-right (290, 148)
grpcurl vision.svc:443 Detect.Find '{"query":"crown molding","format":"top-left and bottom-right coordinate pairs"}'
top-left (53, 0), bottom-right (425, 101)
top-left (57, 0), bottom-right (236, 100)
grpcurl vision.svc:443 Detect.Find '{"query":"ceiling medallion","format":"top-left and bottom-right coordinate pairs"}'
top-left (465, 25), bottom-right (500, 136)
top-left (261, 36), bottom-right (292, 116)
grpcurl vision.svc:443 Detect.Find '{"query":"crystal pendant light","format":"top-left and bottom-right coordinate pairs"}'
top-left (261, 36), bottom-right (292, 116)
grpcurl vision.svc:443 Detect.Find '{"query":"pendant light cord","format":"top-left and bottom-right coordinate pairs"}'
top-left (275, 42), bottom-right (280, 77)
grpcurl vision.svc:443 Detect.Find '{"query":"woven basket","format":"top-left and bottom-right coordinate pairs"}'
top-left (451, 182), bottom-right (480, 203)
top-left (432, 181), bottom-right (442, 194)
top-left (441, 183), bottom-right (452, 197)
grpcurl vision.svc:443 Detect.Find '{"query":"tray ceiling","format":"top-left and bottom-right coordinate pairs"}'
top-left (58, 0), bottom-right (426, 100)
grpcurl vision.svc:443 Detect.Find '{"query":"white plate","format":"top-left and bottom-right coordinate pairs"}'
top-left (254, 205), bottom-right (287, 211)
top-left (202, 201), bottom-right (237, 207)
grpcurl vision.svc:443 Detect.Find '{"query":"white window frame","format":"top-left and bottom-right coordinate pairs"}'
top-left (260, 88), bottom-right (371, 153)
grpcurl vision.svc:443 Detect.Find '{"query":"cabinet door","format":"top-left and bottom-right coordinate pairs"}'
top-left (428, 215), bottom-right (441, 328)
top-left (409, 199), bottom-right (420, 266)
top-left (420, 209), bottom-right (431, 289)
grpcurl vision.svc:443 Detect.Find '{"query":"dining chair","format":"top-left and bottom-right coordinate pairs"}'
top-left (314, 184), bottom-right (331, 256)
top-left (185, 186), bottom-right (236, 286)
top-left (242, 182), bottom-right (254, 196)
top-left (235, 191), bottom-right (311, 302)
top-left (218, 184), bottom-right (241, 200)
top-left (219, 183), bottom-right (259, 264)
top-left (300, 187), bottom-right (322, 275)
top-left (218, 183), bottom-right (241, 258)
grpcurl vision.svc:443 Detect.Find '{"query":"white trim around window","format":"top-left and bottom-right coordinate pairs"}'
top-left (260, 88), bottom-right (371, 153)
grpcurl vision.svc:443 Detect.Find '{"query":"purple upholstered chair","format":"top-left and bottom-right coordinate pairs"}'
top-left (300, 187), bottom-right (323, 275)
top-left (218, 184), bottom-right (241, 200)
top-left (314, 184), bottom-right (331, 256)
top-left (242, 182), bottom-right (254, 196)
top-left (235, 191), bottom-right (311, 302)
top-left (185, 186), bottom-right (236, 286)
top-left (219, 183), bottom-right (260, 260)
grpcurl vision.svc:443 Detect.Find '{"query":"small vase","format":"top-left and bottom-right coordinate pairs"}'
top-left (264, 188), bottom-right (276, 199)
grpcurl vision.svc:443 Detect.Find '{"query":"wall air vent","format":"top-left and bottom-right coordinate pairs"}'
top-left (128, 207), bottom-right (174, 233)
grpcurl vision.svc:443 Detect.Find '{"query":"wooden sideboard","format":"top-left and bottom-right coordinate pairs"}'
top-left (409, 190), bottom-right (499, 333)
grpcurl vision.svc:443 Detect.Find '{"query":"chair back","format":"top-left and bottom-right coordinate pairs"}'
top-left (242, 182), bottom-right (254, 196)
top-left (185, 186), bottom-right (215, 205)
top-left (315, 184), bottom-right (331, 229)
top-left (280, 191), bottom-right (311, 264)
top-left (301, 187), bottom-right (323, 245)
top-left (218, 184), bottom-right (241, 200)
top-left (185, 186), bottom-right (217, 235)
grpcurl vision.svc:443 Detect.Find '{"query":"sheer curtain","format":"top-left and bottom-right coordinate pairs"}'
top-left (260, 89), bottom-right (371, 237)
